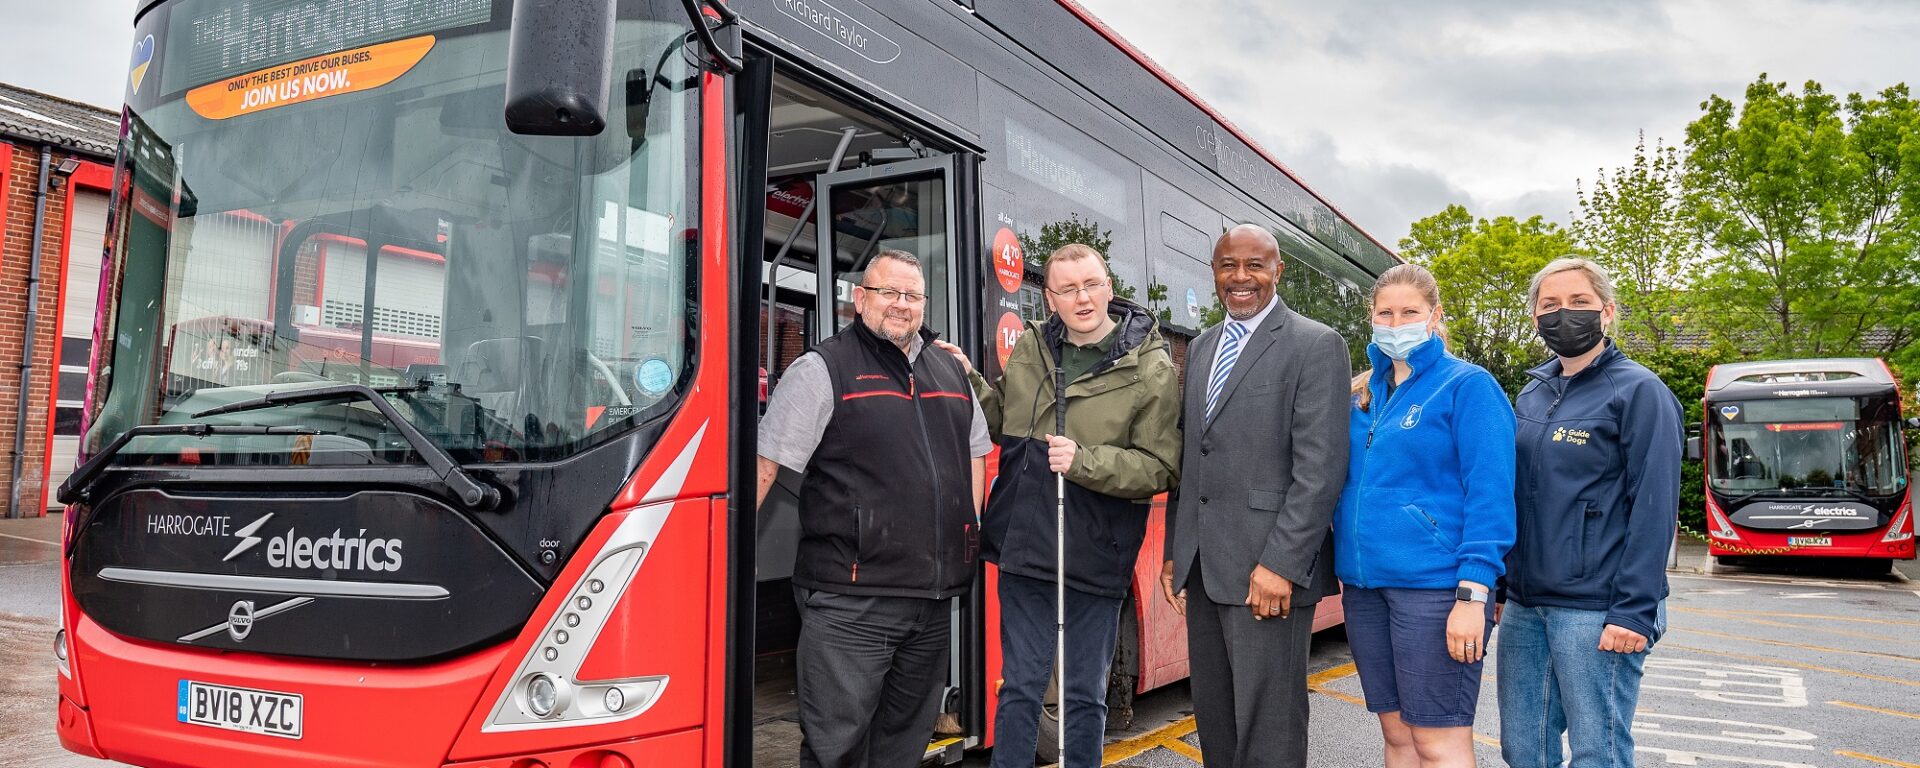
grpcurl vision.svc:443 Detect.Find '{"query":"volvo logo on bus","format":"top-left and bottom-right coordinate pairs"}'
top-left (227, 601), bottom-right (255, 641)
top-left (224, 515), bottom-right (407, 573)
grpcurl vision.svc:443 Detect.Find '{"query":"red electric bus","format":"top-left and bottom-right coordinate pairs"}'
top-left (1699, 359), bottom-right (1916, 572)
top-left (55, 0), bottom-right (1394, 765)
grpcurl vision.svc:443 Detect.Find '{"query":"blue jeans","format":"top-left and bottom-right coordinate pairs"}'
top-left (1496, 601), bottom-right (1667, 768)
top-left (989, 572), bottom-right (1123, 768)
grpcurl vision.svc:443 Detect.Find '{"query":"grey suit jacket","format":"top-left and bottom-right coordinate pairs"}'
top-left (1165, 295), bottom-right (1352, 607)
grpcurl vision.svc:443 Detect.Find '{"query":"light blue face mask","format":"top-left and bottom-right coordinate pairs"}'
top-left (1371, 322), bottom-right (1432, 361)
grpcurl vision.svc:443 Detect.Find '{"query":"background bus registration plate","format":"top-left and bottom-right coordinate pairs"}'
top-left (177, 680), bottom-right (302, 739)
top-left (1788, 536), bottom-right (1832, 547)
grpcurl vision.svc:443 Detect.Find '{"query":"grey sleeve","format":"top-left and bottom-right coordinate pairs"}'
top-left (757, 353), bottom-right (833, 472)
top-left (969, 397), bottom-right (993, 458)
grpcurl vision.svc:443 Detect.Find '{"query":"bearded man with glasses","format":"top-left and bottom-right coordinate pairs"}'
top-left (755, 249), bottom-right (993, 768)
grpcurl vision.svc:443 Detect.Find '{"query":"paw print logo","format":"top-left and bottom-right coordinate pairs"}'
top-left (1552, 427), bottom-right (1567, 442)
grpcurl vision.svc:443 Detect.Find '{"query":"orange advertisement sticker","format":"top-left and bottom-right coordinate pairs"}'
top-left (995, 312), bottom-right (1024, 369)
top-left (992, 227), bottom-right (1025, 294)
top-left (187, 35), bottom-right (436, 120)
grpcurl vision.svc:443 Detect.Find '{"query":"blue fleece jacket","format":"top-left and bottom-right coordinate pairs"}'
top-left (1507, 341), bottom-right (1683, 641)
top-left (1334, 336), bottom-right (1517, 591)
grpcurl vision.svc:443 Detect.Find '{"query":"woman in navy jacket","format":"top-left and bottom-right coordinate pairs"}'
top-left (1499, 258), bottom-right (1684, 768)
top-left (1334, 263), bottom-right (1516, 768)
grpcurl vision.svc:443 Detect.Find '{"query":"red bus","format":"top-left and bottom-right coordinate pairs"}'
top-left (1698, 359), bottom-right (1916, 572)
top-left (55, 0), bottom-right (1394, 765)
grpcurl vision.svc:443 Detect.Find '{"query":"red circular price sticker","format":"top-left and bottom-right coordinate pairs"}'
top-left (992, 227), bottom-right (1024, 294)
top-left (995, 312), bottom-right (1024, 369)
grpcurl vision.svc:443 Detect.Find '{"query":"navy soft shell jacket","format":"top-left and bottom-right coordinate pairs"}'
top-left (1507, 341), bottom-right (1684, 641)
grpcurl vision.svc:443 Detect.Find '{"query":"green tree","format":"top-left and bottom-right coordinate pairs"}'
top-left (1682, 76), bottom-right (1920, 357)
top-left (1574, 133), bottom-right (1700, 354)
top-left (1015, 213), bottom-right (1137, 300)
top-left (1401, 207), bottom-right (1570, 393)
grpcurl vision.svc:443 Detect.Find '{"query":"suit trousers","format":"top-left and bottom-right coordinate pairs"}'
top-left (794, 587), bottom-right (950, 768)
top-left (1184, 559), bottom-right (1317, 768)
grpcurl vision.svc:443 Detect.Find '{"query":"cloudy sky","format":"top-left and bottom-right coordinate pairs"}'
top-left (7, 0), bottom-right (1917, 246)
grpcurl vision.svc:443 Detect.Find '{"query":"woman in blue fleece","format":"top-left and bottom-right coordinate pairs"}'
top-left (1499, 258), bottom-right (1683, 768)
top-left (1334, 263), bottom-right (1516, 768)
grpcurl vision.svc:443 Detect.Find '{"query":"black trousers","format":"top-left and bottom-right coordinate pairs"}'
top-left (794, 587), bottom-right (950, 768)
top-left (1184, 558), bottom-right (1317, 768)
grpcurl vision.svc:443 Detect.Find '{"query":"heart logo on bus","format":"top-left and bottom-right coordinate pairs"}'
top-left (1719, 405), bottom-right (1740, 420)
top-left (129, 35), bottom-right (155, 95)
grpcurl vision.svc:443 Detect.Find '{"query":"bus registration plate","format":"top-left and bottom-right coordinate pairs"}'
top-left (177, 680), bottom-right (302, 739)
top-left (1788, 536), bottom-right (1832, 547)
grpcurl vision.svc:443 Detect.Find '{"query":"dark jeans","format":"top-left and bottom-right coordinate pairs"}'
top-left (989, 571), bottom-right (1123, 768)
top-left (794, 587), bottom-right (951, 768)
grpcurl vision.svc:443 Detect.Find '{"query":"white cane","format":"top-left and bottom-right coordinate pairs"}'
top-left (1053, 362), bottom-right (1068, 767)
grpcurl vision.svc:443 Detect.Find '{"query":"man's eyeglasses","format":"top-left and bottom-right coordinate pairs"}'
top-left (861, 285), bottom-right (927, 305)
top-left (1046, 281), bottom-right (1110, 299)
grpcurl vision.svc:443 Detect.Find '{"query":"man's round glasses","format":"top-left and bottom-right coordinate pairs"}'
top-left (1046, 281), bottom-right (1110, 299)
top-left (862, 285), bottom-right (927, 305)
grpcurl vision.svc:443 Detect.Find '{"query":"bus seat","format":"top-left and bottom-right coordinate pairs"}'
top-left (462, 336), bottom-right (544, 423)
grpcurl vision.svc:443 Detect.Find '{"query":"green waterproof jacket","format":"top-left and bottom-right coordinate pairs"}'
top-left (968, 298), bottom-right (1182, 594)
top-left (972, 297), bottom-right (1183, 498)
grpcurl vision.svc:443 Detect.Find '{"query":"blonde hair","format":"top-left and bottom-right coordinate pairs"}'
top-left (1351, 263), bottom-right (1450, 413)
top-left (1526, 257), bottom-right (1616, 311)
top-left (1044, 243), bottom-right (1107, 280)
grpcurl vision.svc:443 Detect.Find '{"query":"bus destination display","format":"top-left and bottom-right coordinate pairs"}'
top-left (163, 0), bottom-right (491, 94)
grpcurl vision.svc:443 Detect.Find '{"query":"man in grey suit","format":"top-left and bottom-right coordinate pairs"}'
top-left (1159, 224), bottom-right (1352, 768)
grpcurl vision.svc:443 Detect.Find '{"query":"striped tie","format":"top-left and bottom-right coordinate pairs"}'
top-left (1205, 321), bottom-right (1249, 421)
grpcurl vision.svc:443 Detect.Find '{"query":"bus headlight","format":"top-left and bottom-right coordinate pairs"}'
top-left (54, 628), bottom-right (69, 677)
top-left (526, 674), bottom-right (563, 719)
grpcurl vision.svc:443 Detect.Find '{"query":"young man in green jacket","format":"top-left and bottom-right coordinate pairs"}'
top-left (935, 243), bottom-right (1181, 767)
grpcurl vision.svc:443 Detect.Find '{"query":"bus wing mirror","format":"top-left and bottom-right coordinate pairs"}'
top-left (504, 0), bottom-right (616, 136)
top-left (1685, 436), bottom-right (1702, 461)
top-left (1906, 417), bottom-right (1920, 429)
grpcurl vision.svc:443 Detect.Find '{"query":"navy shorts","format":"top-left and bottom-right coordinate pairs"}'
top-left (1343, 586), bottom-right (1493, 728)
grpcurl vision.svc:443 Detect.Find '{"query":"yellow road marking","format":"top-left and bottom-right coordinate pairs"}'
top-left (1101, 716), bottom-right (1196, 765)
top-left (1164, 739), bottom-right (1205, 762)
top-left (1473, 733), bottom-right (1501, 748)
top-left (1306, 662), bottom-right (1366, 706)
top-left (1670, 606), bottom-right (1920, 628)
top-left (1306, 662), bottom-right (1358, 687)
top-left (1672, 607), bottom-right (1902, 642)
top-left (1662, 643), bottom-right (1920, 688)
top-left (1676, 627), bottom-right (1920, 665)
top-left (1837, 750), bottom-right (1920, 768)
top-left (1828, 700), bottom-right (1920, 720)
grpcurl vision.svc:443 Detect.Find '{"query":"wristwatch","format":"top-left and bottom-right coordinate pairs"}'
top-left (1455, 586), bottom-right (1489, 603)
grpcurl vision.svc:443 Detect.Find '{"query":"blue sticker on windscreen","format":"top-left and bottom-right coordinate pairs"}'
top-left (636, 358), bottom-right (674, 395)
top-left (1719, 405), bottom-right (1740, 420)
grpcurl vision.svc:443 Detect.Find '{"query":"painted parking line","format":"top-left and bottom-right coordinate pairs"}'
top-left (1836, 750), bottom-right (1920, 768)
top-left (1101, 715), bottom-right (1196, 765)
top-left (1667, 605), bottom-right (1920, 628)
top-left (1305, 662), bottom-right (1363, 706)
top-left (1661, 643), bottom-right (1920, 689)
top-left (1675, 626), bottom-right (1920, 665)
top-left (1099, 664), bottom-right (1367, 766)
top-left (0, 531), bottom-right (59, 546)
top-left (1669, 607), bottom-right (1903, 642)
top-left (1827, 700), bottom-right (1920, 721)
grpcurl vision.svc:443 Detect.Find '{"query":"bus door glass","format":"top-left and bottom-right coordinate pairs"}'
top-left (812, 156), bottom-right (960, 342)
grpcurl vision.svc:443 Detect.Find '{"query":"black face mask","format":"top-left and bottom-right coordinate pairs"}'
top-left (1536, 308), bottom-right (1605, 358)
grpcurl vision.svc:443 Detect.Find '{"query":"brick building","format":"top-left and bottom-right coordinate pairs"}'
top-left (1, 84), bottom-right (119, 518)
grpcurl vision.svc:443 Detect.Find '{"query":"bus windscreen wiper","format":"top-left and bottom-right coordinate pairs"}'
top-left (56, 423), bottom-right (322, 505)
top-left (192, 383), bottom-right (501, 511)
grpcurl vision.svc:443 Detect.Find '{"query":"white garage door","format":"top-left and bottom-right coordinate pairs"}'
top-left (321, 243), bottom-right (447, 340)
top-left (48, 189), bottom-right (110, 509)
